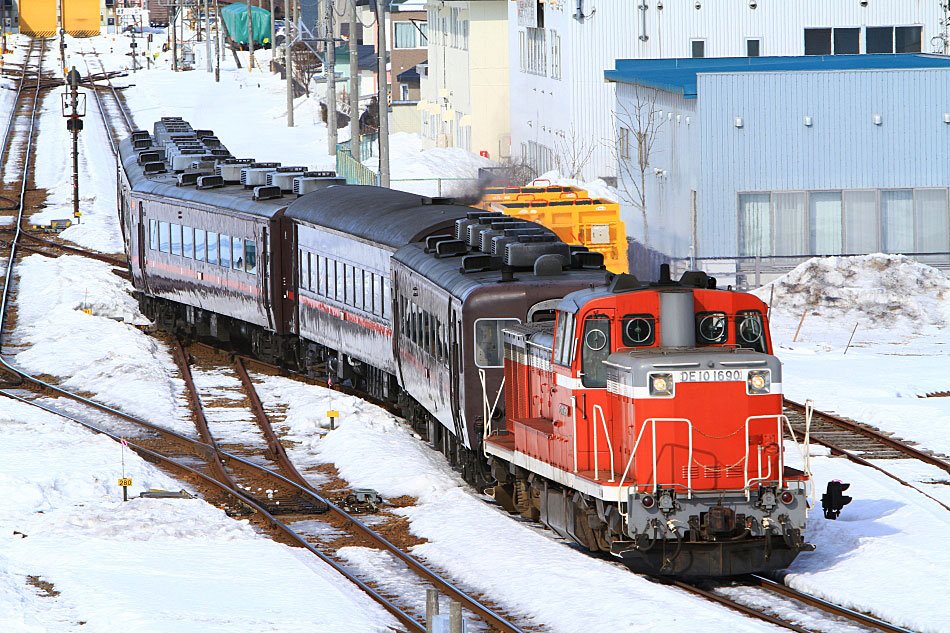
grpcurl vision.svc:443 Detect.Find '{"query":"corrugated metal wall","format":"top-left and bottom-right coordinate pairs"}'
top-left (698, 67), bottom-right (950, 257)
top-left (508, 1), bottom-right (946, 182)
top-left (63, 0), bottom-right (99, 37)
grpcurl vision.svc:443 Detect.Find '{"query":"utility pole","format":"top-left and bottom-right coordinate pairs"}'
top-left (269, 0), bottom-right (275, 69)
top-left (376, 0), bottom-right (390, 187)
top-left (348, 1), bottom-right (359, 159)
top-left (215, 0), bottom-right (221, 81)
top-left (247, 0), bottom-right (255, 72)
top-left (171, 0), bottom-right (178, 72)
top-left (326, 0), bottom-right (337, 155)
top-left (286, 0), bottom-right (294, 126)
top-left (63, 67), bottom-right (85, 225)
top-left (205, 0), bottom-right (212, 72)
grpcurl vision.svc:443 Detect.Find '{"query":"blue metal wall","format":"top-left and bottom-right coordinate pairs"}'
top-left (698, 68), bottom-right (950, 257)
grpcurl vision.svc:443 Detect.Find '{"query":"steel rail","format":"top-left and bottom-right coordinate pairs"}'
top-left (750, 575), bottom-right (916, 633)
top-left (784, 400), bottom-right (950, 512)
top-left (3, 234), bottom-right (127, 268)
top-left (0, 38), bottom-right (46, 357)
top-left (0, 389), bottom-right (425, 633)
top-left (193, 344), bottom-right (527, 633)
top-left (784, 398), bottom-right (950, 475)
top-left (232, 355), bottom-right (314, 489)
top-left (670, 580), bottom-right (811, 633)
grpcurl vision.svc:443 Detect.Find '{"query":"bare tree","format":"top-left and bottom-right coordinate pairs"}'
top-left (609, 85), bottom-right (667, 248)
top-left (553, 125), bottom-right (596, 181)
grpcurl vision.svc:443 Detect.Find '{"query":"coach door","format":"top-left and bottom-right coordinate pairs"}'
top-left (448, 304), bottom-right (463, 438)
top-left (137, 201), bottom-right (150, 292)
top-left (275, 212), bottom-right (298, 335)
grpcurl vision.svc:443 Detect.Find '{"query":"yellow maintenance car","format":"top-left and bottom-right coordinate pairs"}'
top-left (477, 181), bottom-right (629, 273)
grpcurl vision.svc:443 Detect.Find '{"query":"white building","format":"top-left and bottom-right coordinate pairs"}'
top-left (508, 1), bottom-right (948, 183)
top-left (418, 0), bottom-right (510, 160)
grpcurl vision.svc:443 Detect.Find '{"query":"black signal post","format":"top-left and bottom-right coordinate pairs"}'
top-left (63, 68), bottom-right (86, 224)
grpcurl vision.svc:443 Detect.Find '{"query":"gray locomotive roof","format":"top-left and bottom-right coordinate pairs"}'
top-left (119, 138), bottom-right (288, 219)
top-left (283, 185), bottom-right (473, 249)
top-left (394, 243), bottom-right (607, 303)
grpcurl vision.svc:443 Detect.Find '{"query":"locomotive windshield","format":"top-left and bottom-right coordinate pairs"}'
top-left (621, 313), bottom-right (655, 347)
top-left (553, 311), bottom-right (576, 366)
top-left (581, 314), bottom-right (611, 388)
top-left (735, 310), bottom-right (767, 352)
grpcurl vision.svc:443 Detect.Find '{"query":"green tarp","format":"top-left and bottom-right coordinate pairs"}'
top-left (220, 3), bottom-right (272, 46)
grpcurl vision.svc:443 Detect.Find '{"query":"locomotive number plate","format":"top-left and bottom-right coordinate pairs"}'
top-left (676, 369), bottom-right (744, 383)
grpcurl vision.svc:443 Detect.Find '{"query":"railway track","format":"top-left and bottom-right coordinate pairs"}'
top-left (170, 338), bottom-right (530, 633)
top-left (783, 398), bottom-right (950, 511)
top-left (671, 575), bottom-right (916, 633)
top-left (0, 40), bottom-right (525, 633)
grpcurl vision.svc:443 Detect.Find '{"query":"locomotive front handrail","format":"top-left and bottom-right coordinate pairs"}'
top-left (648, 418), bottom-right (695, 497)
top-left (592, 405), bottom-right (616, 482)
top-left (743, 414), bottom-right (788, 498)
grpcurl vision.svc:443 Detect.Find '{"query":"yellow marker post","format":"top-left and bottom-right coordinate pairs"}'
top-left (119, 437), bottom-right (130, 501)
top-left (327, 410), bottom-right (339, 430)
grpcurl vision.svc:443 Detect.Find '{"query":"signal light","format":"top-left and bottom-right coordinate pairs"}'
top-left (821, 480), bottom-right (852, 520)
top-left (641, 495), bottom-right (655, 509)
top-left (780, 491), bottom-right (794, 504)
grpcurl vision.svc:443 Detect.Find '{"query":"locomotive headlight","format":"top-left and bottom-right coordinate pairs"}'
top-left (649, 373), bottom-right (674, 397)
top-left (780, 491), bottom-right (794, 505)
top-left (747, 370), bottom-right (771, 395)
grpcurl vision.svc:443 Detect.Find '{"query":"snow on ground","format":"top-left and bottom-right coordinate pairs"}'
top-left (11, 253), bottom-right (194, 436)
top-left (6, 25), bottom-right (950, 633)
top-left (754, 255), bottom-right (950, 459)
top-left (0, 397), bottom-right (398, 633)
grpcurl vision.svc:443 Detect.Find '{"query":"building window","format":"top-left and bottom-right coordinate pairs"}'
top-left (394, 22), bottom-right (417, 49)
top-left (809, 192), bottom-right (843, 255)
top-left (739, 188), bottom-right (950, 260)
top-left (746, 39), bottom-right (760, 57)
top-left (738, 193), bottom-right (770, 256)
top-left (691, 39), bottom-right (705, 58)
top-left (619, 126), bottom-right (631, 160)
top-left (866, 26), bottom-right (894, 53)
top-left (400, 84), bottom-right (409, 100)
top-left (895, 26), bottom-right (922, 53)
top-left (519, 30), bottom-right (526, 72)
top-left (804, 28), bottom-right (832, 55)
top-left (526, 27), bottom-right (546, 75)
top-left (551, 31), bottom-right (561, 79)
top-left (833, 28), bottom-right (860, 54)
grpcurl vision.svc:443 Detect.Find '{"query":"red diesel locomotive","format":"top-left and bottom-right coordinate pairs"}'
top-left (485, 266), bottom-right (814, 576)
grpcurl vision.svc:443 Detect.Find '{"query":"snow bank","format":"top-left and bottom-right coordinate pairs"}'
top-left (754, 254), bottom-right (950, 328)
top-left (13, 254), bottom-right (193, 435)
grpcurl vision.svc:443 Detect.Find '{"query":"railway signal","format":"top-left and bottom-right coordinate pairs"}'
top-left (822, 480), bottom-right (852, 520)
top-left (62, 67), bottom-right (86, 224)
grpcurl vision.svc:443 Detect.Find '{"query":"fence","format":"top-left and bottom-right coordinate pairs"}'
top-left (666, 251), bottom-right (950, 290)
top-left (336, 132), bottom-right (378, 162)
top-left (335, 146), bottom-right (379, 186)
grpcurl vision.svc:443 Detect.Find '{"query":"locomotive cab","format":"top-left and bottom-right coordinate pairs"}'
top-left (488, 267), bottom-right (813, 576)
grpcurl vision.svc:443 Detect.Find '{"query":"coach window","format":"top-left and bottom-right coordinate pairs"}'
top-left (354, 268), bottom-right (363, 310)
top-left (219, 234), bottom-right (231, 268)
top-left (384, 280), bottom-right (391, 319)
top-left (581, 314), bottom-right (611, 388)
top-left (158, 221), bottom-right (170, 253)
top-left (553, 311), bottom-right (576, 366)
top-left (621, 313), bottom-right (655, 347)
top-left (474, 318), bottom-right (519, 368)
top-left (735, 310), bottom-right (766, 352)
top-left (336, 261), bottom-right (345, 302)
top-left (171, 224), bottom-right (182, 256)
top-left (696, 311), bottom-right (728, 345)
top-left (232, 238), bottom-right (244, 271)
top-left (149, 219), bottom-right (158, 250)
top-left (207, 231), bottom-right (219, 265)
top-left (245, 240), bottom-right (257, 274)
top-left (363, 271), bottom-right (373, 313)
top-left (194, 228), bottom-right (206, 262)
top-left (182, 226), bottom-right (194, 259)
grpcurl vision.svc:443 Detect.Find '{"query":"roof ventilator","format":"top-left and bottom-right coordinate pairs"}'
top-left (572, 251), bottom-right (605, 270)
top-left (504, 240), bottom-right (571, 268)
top-left (293, 175), bottom-right (346, 195)
top-left (460, 254), bottom-right (496, 273)
top-left (176, 172), bottom-right (201, 187)
top-left (143, 161), bottom-right (167, 175)
top-left (454, 212), bottom-right (498, 240)
top-left (424, 235), bottom-right (455, 253)
top-left (434, 240), bottom-right (468, 258)
top-left (196, 175), bottom-right (224, 189)
top-left (253, 185), bottom-right (283, 201)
